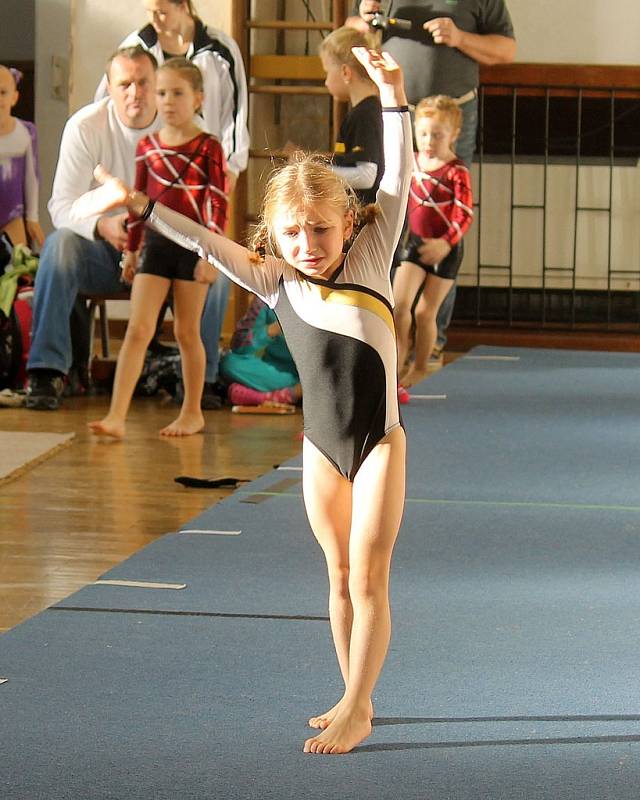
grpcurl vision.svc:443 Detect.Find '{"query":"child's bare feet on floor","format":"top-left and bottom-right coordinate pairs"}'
top-left (88, 417), bottom-right (126, 439)
top-left (160, 412), bottom-right (205, 437)
top-left (400, 365), bottom-right (428, 389)
top-left (303, 707), bottom-right (372, 754)
top-left (308, 698), bottom-right (373, 730)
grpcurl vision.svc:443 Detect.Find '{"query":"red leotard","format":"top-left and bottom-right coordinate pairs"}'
top-left (407, 156), bottom-right (473, 247)
top-left (127, 132), bottom-right (227, 252)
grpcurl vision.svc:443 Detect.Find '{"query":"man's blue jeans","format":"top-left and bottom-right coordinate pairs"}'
top-left (202, 270), bottom-right (229, 382)
top-left (28, 227), bottom-right (230, 380)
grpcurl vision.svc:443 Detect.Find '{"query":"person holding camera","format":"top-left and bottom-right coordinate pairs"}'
top-left (347, 1), bottom-right (516, 364)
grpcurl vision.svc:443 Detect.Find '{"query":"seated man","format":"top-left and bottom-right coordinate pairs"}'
top-left (26, 45), bottom-right (228, 410)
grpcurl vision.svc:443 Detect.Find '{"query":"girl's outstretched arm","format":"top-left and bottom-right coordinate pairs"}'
top-left (71, 166), bottom-right (282, 304)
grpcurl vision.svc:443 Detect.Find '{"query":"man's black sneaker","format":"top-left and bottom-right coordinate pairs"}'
top-left (25, 370), bottom-right (65, 410)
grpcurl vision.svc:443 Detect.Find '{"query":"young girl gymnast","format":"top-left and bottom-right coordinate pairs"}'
top-left (88, 57), bottom-right (227, 439)
top-left (393, 95), bottom-right (473, 391)
top-left (0, 65), bottom-right (44, 250)
top-left (75, 47), bottom-right (411, 755)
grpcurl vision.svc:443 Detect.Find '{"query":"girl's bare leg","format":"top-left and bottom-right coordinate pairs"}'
top-left (89, 274), bottom-right (170, 438)
top-left (301, 438), bottom-right (355, 727)
top-left (304, 426), bottom-right (406, 754)
top-left (160, 278), bottom-right (208, 436)
top-left (2, 217), bottom-right (28, 246)
top-left (402, 274), bottom-right (454, 388)
top-left (392, 261), bottom-right (427, 384)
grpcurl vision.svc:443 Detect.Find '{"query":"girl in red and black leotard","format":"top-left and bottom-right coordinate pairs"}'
top-left (393, 95), bottom-right (473, 391)
top-left (89, 57), bottom-right (227, 440)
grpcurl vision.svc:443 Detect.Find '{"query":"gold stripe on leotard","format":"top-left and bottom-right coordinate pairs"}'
top-left (302, 281), bottom-right (395, 336)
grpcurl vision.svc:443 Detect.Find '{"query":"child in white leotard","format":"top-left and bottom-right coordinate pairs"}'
top-left (73, 48), bottom-right (411, 757)
top-left (0, 65), bottom-right (44, 249)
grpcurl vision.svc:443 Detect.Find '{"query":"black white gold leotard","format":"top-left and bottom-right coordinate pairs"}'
top-left (150, 109), bottom-right (412, 480)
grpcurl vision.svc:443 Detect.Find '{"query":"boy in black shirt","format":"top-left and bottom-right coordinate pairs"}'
top-left (319, 26), bottom-right (384, 205)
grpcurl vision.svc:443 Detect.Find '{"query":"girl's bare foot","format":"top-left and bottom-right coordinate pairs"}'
top-left (88, 417), bottom-right (126, 439)
top-left (160, 411), bottom-right (205, 437)
top-left (400, 365), bottom-right (428, 389)
top-left (303, 706), bottom-right (372, 755)
top-left (308, 698), bottom-right (374, 730)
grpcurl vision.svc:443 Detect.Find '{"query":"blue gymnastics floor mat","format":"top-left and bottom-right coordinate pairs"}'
top-left (3, 609), bottom-right (640, 800)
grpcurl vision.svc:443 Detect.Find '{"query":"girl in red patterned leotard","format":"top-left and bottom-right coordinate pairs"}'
top-left (89, 58), bottom-right (227, 439)
top-left (393, 95), bottom-right (473, 391)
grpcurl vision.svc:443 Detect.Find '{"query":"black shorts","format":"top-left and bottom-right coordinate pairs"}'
top-left (404, 233), bottom-right (463, 280)
top-left (138, 229), bottom-right (199, 281)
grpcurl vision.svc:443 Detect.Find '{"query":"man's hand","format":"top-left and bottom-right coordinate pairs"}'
top-left (96, 213), bottom-right (128, 251)
top-left (423, 17), bottom-right (463, 49)
top-left (418, 237), bottom-right (451, 266)
top-left (423, 19), bottom-right (516, 64)
top-left (358, 1), bottom-right (382, 22)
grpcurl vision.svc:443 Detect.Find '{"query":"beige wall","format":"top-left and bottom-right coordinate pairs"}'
top-left (71, 0), bottom-right (232, 110)
top-left (35, 0), bottom-right (72, 233)
top-left (509, 0), bottom-right (640, 64)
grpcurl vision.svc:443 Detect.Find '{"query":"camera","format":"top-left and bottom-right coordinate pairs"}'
top-left (369, 12), bottom-right (412, 31)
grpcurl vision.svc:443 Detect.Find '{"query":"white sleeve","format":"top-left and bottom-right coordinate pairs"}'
top-left (209, 31), bottom-right (249, 177)
top-left (149, 203), bottom-right (282, 306)
top-left (23, 125), bottom-right (40, 222)
top-left (346, 110), bottom-right (412, 284)
top-left (331, 161), bottom-right (378, 191)
top-left (47, 117), bottom-right (103, 240)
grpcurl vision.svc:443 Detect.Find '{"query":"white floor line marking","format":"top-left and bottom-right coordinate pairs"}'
top-left (94, 579), bottom-right (187, 590)
top-left (180, 529), bottom-right (241, 535)
top-left (410, 394), bottom-right (448, 400)
top-left (463, 355), bottom-right (521, 361)
top-left (0, 678), bottom-right (8, 685)
top-left (277, 466), bottom-right (303, 471)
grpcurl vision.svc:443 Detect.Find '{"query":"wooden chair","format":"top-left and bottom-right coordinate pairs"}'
top-left (78, 291), bottom-right (130, 359)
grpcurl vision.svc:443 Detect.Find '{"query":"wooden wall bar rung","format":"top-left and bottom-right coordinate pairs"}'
top-left (481, 62), bottom-right (640, 90)
top-left (246, 20), bottom-right (333, 31)
top-left (250, 54), bottom-right (325, 81)
top-left (249, 85), bottom-right (328, 96)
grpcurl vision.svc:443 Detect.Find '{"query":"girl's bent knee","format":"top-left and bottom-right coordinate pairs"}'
top-left (125, 321), bottom-right (156, 345)
top-left (328, 564), bottom-right (350, 597)
top-left (174, 326), bottom-right (202, 350)
top-left (348, 569), bottom-right (389, 603)
top-left (394, 301), bottom-right (412, 320)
